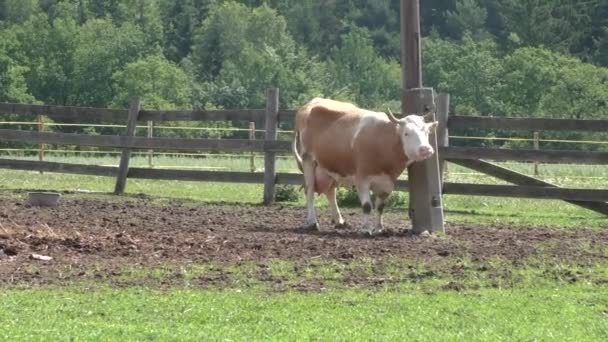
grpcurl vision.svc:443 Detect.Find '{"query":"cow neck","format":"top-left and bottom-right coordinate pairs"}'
top-left (387, 121), bottom-right (409, 177)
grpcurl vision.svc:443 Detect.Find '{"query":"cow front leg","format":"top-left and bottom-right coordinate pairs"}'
top-left (326, 186), bottom-right (345, 227)
top-left (302, 157), bottom-right (319, 230)
top-left (356, 181), bottom-right (374, 235)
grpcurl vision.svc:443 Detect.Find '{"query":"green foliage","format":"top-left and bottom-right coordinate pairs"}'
top-left (423, 34), bottom-right (503, 115)
top-left (0, 29), bottom-right (34, 102)
top-left (73, 19), bottom-right (152, 107)
top-left (445, 0), bottom-right (489, 40)
top-left (0, 0), bottom-right (606, 141)
top-left (10, 13), bottom-right (79, 105)
top-left (191, 1), bottom-right (323, 109)
top-left (336, 186), bottom-right (360, 208)
top-left (337, 186), bottom-right (408, 209)
top-left (274, 184), bottom-right (300, 202)
top-left (0, 0), bottom-right (40, 24)
top-left (327, 26), bottom-right (400, 108)
top-left (112, 54), bottom-right (192, 110)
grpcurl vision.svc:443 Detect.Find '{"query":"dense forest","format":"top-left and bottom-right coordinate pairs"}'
top-left (0, 0), bottom-right (607, 138)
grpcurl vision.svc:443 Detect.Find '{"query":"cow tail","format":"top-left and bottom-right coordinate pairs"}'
top-left (292, 130), bottom-right (304, 173)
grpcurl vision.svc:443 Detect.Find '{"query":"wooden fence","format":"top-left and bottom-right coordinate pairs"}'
top-left (0, 89), bottom-right (607, 214)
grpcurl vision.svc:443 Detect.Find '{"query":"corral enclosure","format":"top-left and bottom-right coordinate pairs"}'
top-left (0, 89), bottom-right (607, 214)
top-left (1, 0), bottom-right (608, 340)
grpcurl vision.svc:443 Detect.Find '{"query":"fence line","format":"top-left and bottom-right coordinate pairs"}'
top-left (0, 121), bottom-right (294, 134)
top-left (2, 121), bottom-right (606, 145)
top-left (1, 97), bottom-right (607, 211)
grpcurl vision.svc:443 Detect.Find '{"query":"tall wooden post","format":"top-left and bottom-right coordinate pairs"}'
top-left (147, 120), bottom-right (154, 168)
top-left (436, 93), bottom-right (450, 186)
top-left (37, 115), bottom-right (44, 174)
top-left (114, 97), bottom-right (141, 195)
top-left (533, 131), bottom-right (540, 175)
top-left (249, 122), bottom-right (256, 172)
top-left (263, 88), bottom-right (279, 205)
top-left (401, 0), bottom-right (445, 233)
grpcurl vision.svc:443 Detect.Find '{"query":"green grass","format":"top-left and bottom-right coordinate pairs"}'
top-left (1, 284), bottom-right (606, 341)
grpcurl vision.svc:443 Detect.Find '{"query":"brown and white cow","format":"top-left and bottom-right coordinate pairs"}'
top-left (292, 98), bottom-right (438, 235)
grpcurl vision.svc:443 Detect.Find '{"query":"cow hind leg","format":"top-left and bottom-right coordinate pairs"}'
top-left (326, 186), bottom-right (345, 227)
top-left (302, 156), bottom-right (319, 230)
top-left (374, 192), bottom-right (390, 234)
top-left (356, 181), bottom-right (374, 235)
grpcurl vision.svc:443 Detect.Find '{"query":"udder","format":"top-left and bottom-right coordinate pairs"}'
top-left (314, 167), bottom-right (336, 195)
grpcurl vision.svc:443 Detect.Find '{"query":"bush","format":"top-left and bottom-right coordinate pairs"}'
top-left (274, 185), bottom-right (301, 202)
top-left (337, 186), bottom-right (408, 209)
top-left (336, 186), bottom-right (360, 207)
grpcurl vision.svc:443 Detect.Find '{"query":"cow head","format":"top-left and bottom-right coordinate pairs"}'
top-left (387, 110), bottom-right (438, 162)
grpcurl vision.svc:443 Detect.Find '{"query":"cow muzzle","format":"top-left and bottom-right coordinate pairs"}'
top-left (417, 145), bottom-right (434, 160)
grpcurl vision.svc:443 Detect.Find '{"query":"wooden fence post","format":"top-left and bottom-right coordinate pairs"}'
top-left (263, 88), bottom-right (279, 205)
top-left (37, 115), bottom-right (44, 174)
top-left (249, 122), bottom-right (256, 172)
top-left (401, 0), bottom-right (445, 233)
top-left (436, 93), bottom-right (450, 186)
top-left (533, 131), bottom-right (539, 175)
top-left (114, 97), bottom-right (141, 195)
top-left (147, 120), bottom-right (154, 168)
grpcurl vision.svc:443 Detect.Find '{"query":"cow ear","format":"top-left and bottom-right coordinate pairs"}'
top-left (422, 112), bottom-right (435, 122)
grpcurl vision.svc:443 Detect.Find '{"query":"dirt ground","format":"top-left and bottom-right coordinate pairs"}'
top-left (1, 196), bottom-right (607, 289)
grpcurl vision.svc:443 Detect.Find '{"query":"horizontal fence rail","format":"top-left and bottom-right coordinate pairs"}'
top-left (0, 103), bottom-right (129, 122)
top-left (2, 158), bottom-right (607, 202)
top-left (0, 102), bottom-right (267, 123)
top-left (0, 129), bottom-right (292, 152)
top-left (2, 129), bottom-right (606, 164)
top-left (444, 183), bottom-right (608, 202)
top-left (441, 146), bottom-right (608, 164)
top-left (448, 115), bottom-right (608, 132)
top-left (139, 109), bottom-right (266, 122)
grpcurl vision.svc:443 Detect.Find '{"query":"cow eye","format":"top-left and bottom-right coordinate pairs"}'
top-left (404, 132), bottom-right (409, 137)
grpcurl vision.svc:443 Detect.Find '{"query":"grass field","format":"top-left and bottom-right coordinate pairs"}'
top-left (1, 154), bottom-right (607, 341)
top-left (2, 284), bottom-right (607, 340)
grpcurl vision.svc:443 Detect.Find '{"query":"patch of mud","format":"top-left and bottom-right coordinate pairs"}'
top-left (1, 197), bottom-right (607, 289)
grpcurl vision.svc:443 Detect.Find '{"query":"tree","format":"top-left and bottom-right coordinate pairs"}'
top-left (191, 1), bottom-right (250, 82)
top-left (0, 0), bottom-right (40, 24)
top-left (116, 0), bottom-right (164, 49)
top-left (422, 34), bottom-right (503, 115)
top-left (191, 2), bottom-right (325, 109)
top-left (112, 54), bottom-right (192, 109)
top-left (499, 0), bottom-right (594, 56)
top-left (327, 26), bottom-right (400, 108)
top-left (11, 13), bottom-right (79, 105)
top-left (593, 27), bottom-right (608, 66)
top-left (72, 19), bottom-right (151, 107)
top-left (0, 29), bottom-right (34, 102)
top-left (498, 47), bottom-right (568, 117)
top-left (445, 0), bottom-right (489, 40)
top-left (158, 0), bottom-right (217, 62)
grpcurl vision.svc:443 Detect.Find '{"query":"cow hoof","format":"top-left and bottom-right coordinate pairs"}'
top-left (305, 222), bottom-right (320, 231)
top-left (362, 228), bottom-right (376, 236)
top-left (333, 221), bottom-right (349, 229)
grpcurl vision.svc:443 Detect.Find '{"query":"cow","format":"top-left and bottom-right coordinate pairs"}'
top-left (292, 97), bottom-right (438, 235)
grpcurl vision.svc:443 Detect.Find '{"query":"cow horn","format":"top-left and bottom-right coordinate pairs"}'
top-left (422, 111), bottom-right (435, 122)
top-left (386, 108), bottom-right (400, 124)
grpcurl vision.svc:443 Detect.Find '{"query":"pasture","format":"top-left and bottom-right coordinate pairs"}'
top-left (1, 154), bottom-right (607, 340)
